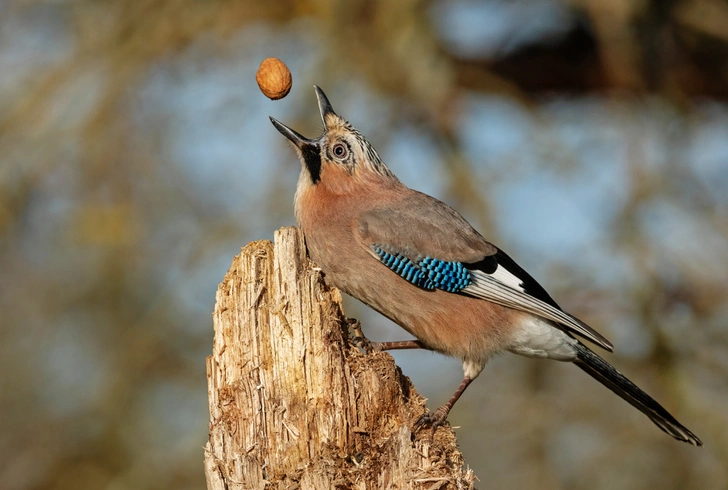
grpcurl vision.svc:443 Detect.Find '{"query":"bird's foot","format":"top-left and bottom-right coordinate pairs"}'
top-left (413, 406), bottom-right (450, 437)
top-left (347, 318), bottom-right (378, 354)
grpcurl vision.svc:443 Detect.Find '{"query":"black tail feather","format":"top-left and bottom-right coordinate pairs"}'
top-left (573, 343), bottom-right (702, 446)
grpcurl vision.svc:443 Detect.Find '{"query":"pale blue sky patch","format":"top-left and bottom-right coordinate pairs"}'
top-left (431, 0), bottom-right (574, 59)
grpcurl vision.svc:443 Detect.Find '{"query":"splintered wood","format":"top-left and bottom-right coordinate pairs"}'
top-left (204, 227), bottom-right (475, 489)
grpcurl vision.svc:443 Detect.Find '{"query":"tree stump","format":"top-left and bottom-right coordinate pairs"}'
top-left (204, 227), bottom-right (475, 489)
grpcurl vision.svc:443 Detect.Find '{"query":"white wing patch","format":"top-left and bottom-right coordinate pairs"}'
top-left (489, 264), bottom-right (525, 291)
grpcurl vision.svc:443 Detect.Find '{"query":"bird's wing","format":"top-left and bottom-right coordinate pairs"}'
top-left (356, 190), bottom-right (496, 264)
top-left (464, 254), bottom-right (613, 351)
top-left (355, 191), bottom-right (613, 352)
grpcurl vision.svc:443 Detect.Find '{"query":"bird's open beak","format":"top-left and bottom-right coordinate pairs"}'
top-left (269, 86), bottom-right (338, 148)
top-left (270, 85), bottom-right (336, 159)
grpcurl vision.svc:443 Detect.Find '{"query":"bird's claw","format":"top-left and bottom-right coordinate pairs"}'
top-left (347, 318), bottom-right (377, 354)
top-left (413, 406), bottom-right (450, 436)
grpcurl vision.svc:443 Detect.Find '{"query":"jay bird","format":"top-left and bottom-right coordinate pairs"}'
top-left (270, 86), bottom-right (702, 446)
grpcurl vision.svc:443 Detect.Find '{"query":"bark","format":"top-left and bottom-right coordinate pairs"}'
top-left (204, 227), bottom-right (475, 490)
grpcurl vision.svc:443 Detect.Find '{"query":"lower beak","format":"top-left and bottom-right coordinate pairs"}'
top-left (269, 117), bottom-right (316, 149)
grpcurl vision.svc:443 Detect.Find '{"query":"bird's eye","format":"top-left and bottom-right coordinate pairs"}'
top-left (332, 143), bottom-right (348, 159)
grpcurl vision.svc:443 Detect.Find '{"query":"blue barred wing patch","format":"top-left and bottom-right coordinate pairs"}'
top-left (420, 256), bottom-right (471, 292)
top-left (372, 245), bottom-right (471, 292)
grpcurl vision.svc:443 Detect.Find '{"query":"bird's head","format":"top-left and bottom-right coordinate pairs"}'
top-left (270, 86), bottom-right (396, 188)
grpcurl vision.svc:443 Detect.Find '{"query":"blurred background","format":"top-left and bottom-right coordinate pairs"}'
top-left (2, 0), bottom-right (727, 488)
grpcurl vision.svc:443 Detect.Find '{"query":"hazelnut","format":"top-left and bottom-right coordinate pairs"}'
top-left (255, 57), bottom-right (292, 100)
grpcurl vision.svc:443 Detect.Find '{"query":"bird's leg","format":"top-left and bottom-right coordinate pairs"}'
top-left (347, 318), bottom-right (425, 354)
top-left (413, 376), bottom-right (473, 436)
top-left (372, 340), bottom-right (425, 351)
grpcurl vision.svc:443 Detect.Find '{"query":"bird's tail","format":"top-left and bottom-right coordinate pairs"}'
top-left (573, 342), bottom-right (702, 446)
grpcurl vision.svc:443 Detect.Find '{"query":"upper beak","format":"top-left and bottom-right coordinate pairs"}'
top-left (314, 85), bottom-right (336, 125)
